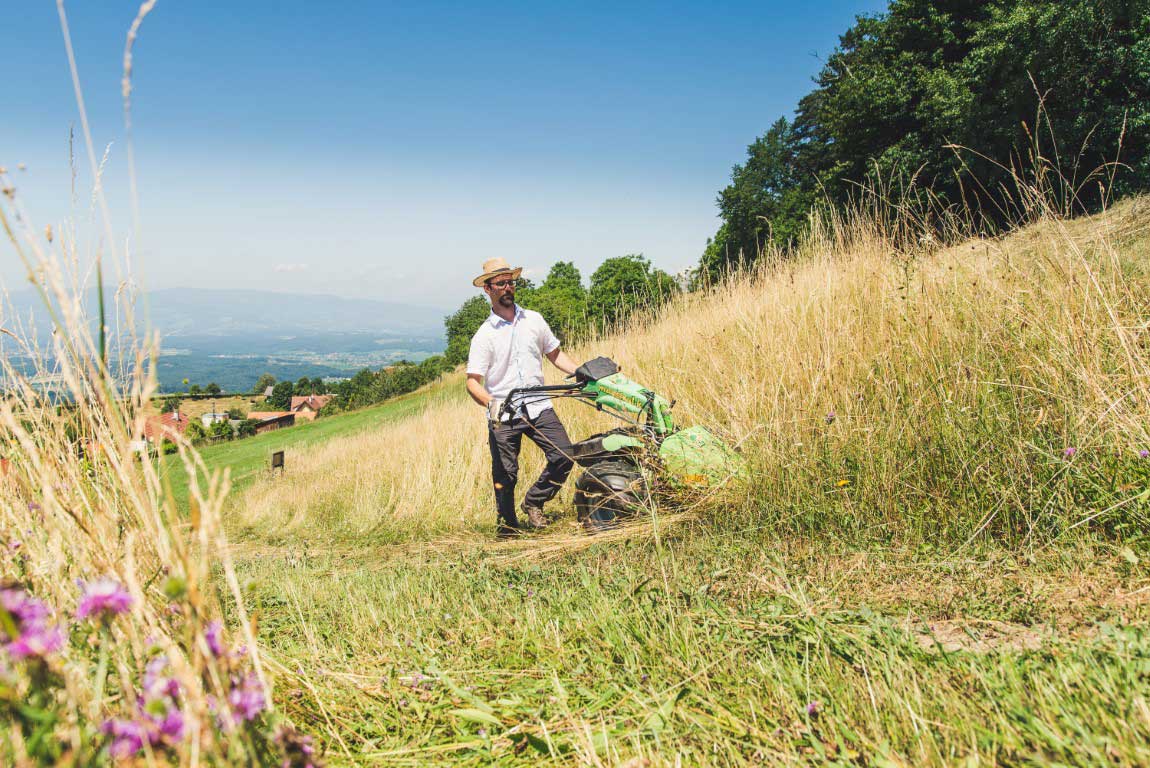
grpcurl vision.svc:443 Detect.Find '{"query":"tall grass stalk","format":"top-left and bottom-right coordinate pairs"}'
top-left (0, 155), bottom-right (308, 768)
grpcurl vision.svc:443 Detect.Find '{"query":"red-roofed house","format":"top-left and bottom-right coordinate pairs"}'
top-left (289, 395), bottom-right (333, 421)
top-left (143, 411), bottom-right (191, 443)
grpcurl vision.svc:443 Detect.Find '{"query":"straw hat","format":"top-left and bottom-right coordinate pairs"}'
top-left (472, 257), bottom-right (523, 288)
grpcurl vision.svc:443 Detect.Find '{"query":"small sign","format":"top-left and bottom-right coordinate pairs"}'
top-left (271, 450), bottom-right (285, 475)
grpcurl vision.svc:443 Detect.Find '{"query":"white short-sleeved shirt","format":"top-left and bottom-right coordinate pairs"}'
top-left (467, 305), bottom-right (561, 419)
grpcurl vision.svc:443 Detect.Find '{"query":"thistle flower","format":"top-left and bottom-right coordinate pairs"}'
top-left (227, 672), bottom-right (267, 723)
top-left (825, 411), bottom-right (836, 425)
top-left (101, 718), bottom-right (147, 758)
top-left (145, 702), bottom-right (185, 743)
top-left (1140, 450), bottom-right (1149, 459)
top-left (1063, 447), bottom-right (1077, 458)
top-left (806, 700), bottom-right (821, 716)
top-left (205, 620), bottom-right (225, 657)
top-left (1, 586), bottom-right (64, 660)
top-left (76, 578), bottom-right (132, 622)
top-left (274, 725), bottom-right (321, 768)
top-left (143, 655), bottom-right (181, 701)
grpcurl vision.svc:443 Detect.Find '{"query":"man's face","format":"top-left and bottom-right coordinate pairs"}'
top-left (485, 277), bottom-right (516, 308)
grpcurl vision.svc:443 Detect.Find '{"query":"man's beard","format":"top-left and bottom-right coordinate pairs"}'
top-left (497, 292), bottom-right (515, 307)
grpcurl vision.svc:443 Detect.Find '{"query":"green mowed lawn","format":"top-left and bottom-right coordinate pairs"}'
top-left (161, 384), bottom-right (457, 509)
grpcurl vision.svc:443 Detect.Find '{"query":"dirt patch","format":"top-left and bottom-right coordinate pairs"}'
top-left (913, 619), bottom-right (1057, 653)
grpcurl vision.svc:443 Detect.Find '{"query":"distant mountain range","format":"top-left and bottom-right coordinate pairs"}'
top-left (1, 287), bottom-right (450, 392)
top-left (143, 288), bottom-right (447, 337)
top-left (4, 287), bottom-right (448, 338)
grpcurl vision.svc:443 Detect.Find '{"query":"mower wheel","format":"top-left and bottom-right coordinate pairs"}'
top-left (574, 459), bottom-right (648, 533)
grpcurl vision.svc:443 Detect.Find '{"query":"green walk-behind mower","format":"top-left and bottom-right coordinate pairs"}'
top-left (499, 357), bottom-right (744, 532)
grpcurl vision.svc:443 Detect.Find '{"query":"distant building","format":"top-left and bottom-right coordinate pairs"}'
top-left (247, 411), bottom-right (296, 434)
top-left (201, 412), bottom-right (230, 427)
top-left (263, 386), bottom-right (275, 398)
top-left (142, 411), bottom-right (191, 446)
top-left (289, 395), bottom-right (333, 421)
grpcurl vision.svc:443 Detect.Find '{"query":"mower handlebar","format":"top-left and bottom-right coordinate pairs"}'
top-left (498, 383), bottom-right (587, 420)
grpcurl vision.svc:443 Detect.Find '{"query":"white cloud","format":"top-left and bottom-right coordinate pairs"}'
top-left (274, 263), bottom-right (309, 273)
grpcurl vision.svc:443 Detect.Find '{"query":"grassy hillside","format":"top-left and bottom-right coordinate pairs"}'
top-left (161, 383), bottom-right (456, 510)
top-left (237, 198), bottom-right (1150, 548)
top-left (219, 200), bottom-right (1150, 765)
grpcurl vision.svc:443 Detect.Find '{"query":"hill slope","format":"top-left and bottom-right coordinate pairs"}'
top-left (237, 197), bottom-right (1150, 546)
top-left (226, 199), bottom-right (1150, 765)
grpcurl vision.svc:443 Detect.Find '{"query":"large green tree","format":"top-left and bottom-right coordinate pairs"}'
top-left (588, 255), bottom-right (678, 329)
top-left (704, 0), bottom-right (1150, 275)
top-left (528, 261), bottom-right (589, 342)
top-left (252, 373), bottom-right (276, 395)
top-left (443, 296), bottom-right (491, 367)
top-left (267, 381), bottom-right (294, 410)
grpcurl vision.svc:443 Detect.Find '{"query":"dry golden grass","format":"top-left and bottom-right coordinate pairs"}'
top-left (234, 195), bottom-right (1150, 548)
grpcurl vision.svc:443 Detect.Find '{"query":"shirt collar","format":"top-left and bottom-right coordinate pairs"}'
top-left (487, 305), bottom-right (524, 328)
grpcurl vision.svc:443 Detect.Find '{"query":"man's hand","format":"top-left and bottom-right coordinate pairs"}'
top-left (486, 397), bottom-right (505, 426)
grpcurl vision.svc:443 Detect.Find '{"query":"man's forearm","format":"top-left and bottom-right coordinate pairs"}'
top-left (548, 349), bottom-right (578, 376)
top-left (466, 377), bottom-right (490, 407)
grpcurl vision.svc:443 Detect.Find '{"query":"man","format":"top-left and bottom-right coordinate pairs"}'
top-left (466, 257), bottom-right (580, 538)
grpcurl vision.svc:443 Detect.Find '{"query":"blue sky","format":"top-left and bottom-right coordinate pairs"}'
top-left (4, 1), bottom-right (887, 309)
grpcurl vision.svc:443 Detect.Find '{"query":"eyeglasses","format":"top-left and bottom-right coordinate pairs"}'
top-left (487, 279), bottom-right (516, 289)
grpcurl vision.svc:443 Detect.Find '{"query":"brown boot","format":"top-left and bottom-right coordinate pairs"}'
top-left (523, 504), bottom-right (549, 530)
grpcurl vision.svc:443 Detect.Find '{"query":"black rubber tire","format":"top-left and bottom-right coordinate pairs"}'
top-left (574, 459), bottom-right (648, 533)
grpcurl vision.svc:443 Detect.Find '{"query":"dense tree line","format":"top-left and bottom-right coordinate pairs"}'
top-left (443, 255), bottom-right (679, 367)
top-left (703, 0), bottom-right (1150, 277)
top-left (322, 357), bottom-right (451, 412)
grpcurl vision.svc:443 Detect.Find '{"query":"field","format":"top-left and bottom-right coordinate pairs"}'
top-left (210, 199), bottom-right (1150, 765)
top-left (6, 186), bottom-right (1150, 765)
top-left (162, 395), bottom-right (260, 422)
top-left (160, 385), bottom-right (453, 510)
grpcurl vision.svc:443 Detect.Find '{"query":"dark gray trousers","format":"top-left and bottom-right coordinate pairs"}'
top-left (487, 408), bottom-right (574, 529)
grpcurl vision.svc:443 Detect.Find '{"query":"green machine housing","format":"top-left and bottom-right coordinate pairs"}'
top-left (502, 356), bottom-right (743, 530)
top-left (574, 365), bottom-right (742, 488)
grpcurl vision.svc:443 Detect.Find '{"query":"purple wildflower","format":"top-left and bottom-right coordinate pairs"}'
top-left (477, 728), bottom-right (487, 738)
top-left (640, 673), bottom-right (649, 683)
top-left (8, 539), bottom-right (20, 551)
top-left (205, 620), bottom-right (225, 657)
top-left (274, 725), bottom-right (320, 768)
top-left (806, 700), bottom-right (820, 716)
top-left (825, 411), bottom-right (836, 425)
top-left (153, 706), bottom-right (185, 743)
top-left (76, 578), bottom-right (132, 622)
top-left (1, 587), bottom-right (64, 660)
top-left (26, 501), bottom-right (40, 512)
top-left (227, 673), bottom-right (267, 723)
top-left (1140, 450), bottom-right (1149, 459)
top-left (143, 656), bottom-right (181, 701)
top-left (101, 718), bottom-right (146, 758)
top-left (1063, 447), bottom-right (1077, 459)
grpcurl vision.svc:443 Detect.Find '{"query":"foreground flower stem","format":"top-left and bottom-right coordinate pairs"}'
top-left (92, 628), bottom-right (111, 716)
